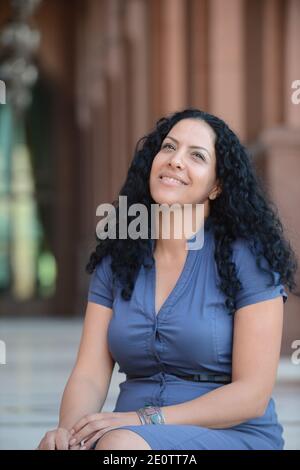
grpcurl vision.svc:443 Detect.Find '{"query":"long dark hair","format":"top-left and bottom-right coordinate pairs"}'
top-left (86, 107), bottom-right (298, 315)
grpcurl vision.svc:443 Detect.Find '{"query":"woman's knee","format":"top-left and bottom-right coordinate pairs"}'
top-left (94, 429), bottom-right (151, 450)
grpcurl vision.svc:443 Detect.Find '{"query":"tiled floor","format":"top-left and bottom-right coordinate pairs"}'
top-left (0, 318), bottom-right (299, 450)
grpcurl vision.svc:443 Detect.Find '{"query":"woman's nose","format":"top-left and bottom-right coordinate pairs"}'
top-left (169, 153), bottom-right (185, 169)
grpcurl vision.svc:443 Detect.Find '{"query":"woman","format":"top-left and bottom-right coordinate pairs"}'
top-left (37, 108), bottom-right (297, 450)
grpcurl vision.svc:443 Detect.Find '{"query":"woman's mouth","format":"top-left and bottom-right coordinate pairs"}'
top-left (159, 176), bottom-right (187, 186)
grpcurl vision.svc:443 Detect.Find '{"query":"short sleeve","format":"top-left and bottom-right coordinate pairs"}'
top-left (232, 238), bottom-right (288, 310)
top-left (87, 255), bottom-right (114, 308)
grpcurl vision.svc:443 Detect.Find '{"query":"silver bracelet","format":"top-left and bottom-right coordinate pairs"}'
top-left (136, 405), bottom-right (166, 425)
top-left (136, 410), bottom-right (146, 425)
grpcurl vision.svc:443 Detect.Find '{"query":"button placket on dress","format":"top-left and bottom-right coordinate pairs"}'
top-left (143, 223), bottom-right (211, 405)
top-left (149, 244), bottom-right (200, 385)
top-left (151, 321), bottom-right (165, 370)
top-left (148, 371), bottom-right (167, 406)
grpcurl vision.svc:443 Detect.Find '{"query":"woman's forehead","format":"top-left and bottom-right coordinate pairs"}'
top-left (169, 119), bottom-right (215, 146)
top-left (167, 119), bottom-right (216, 161)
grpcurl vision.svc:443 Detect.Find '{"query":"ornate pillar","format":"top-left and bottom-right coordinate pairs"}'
top-left (0, 0), bottom-right (42, 117)
top-left (0, 0), bottom-right (42, 302)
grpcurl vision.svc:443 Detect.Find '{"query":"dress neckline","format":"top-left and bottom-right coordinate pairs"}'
top-left (148, 215), bottom-right (213, 320)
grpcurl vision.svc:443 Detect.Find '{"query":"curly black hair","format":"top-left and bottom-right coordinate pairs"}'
top-left (86, 107), bottom-right (298, 315)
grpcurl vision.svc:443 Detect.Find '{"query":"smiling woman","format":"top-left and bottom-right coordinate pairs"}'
top-left (150, 119), bottom-right (219, 208)
top-left (86, 108), bottom-right (296, 315)
top-left (148, 118), bottom-right (220, 248)
top-left (37, 107), bottom-right (298, 450)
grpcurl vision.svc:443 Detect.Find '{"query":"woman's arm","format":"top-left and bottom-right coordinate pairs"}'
top-left (58, 371), bottom-right (107, 430)
top-left (161, 296), bottom-right (284, 428)
top-left (58, 301), bottom-right (115, 430)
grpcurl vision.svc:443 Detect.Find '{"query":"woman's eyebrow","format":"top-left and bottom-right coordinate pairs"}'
top-left (164, 135), bottom-right (211, 158)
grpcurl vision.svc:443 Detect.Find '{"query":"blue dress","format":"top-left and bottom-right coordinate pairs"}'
top-left (87, 216), bottom-right (288, 450)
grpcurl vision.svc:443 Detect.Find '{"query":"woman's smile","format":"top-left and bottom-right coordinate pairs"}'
top-left (159, 175), bottom-right (187, 187)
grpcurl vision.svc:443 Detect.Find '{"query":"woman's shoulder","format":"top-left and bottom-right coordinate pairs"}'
top-left (231, 237), bottom-right (273, 273)
top-left (230, 237), bottom-right (288, 308)
top-left (94, 253), bottom-right (113, 273)
top-left (87, 254), bottom-right (114, 308)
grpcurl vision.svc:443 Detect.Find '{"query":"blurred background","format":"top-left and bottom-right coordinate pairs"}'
top-left (0, 0), bottom-right (299, 450)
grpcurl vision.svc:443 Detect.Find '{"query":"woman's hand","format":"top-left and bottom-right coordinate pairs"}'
top-left (69, 411), bottom-right (141, 450)
top-left (37, 427), bottom-right (72, 450)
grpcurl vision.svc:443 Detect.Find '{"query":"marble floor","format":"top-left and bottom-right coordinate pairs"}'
top-left (0, 318), bottom-right (299, 450)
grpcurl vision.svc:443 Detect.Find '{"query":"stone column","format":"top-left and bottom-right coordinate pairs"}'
top-left (149, 0), bottom-right (188, 118)
top-left (208, 0), bottom-right (246, 139)
top-left (259, 0), bottom-right (300, 355)
top-left (188, 0), bottom-right (209, 110)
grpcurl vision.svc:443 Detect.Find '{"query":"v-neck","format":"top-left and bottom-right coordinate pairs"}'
top-left (148, 215), bottom-right (213, 320)
top-left (151, 247), bottom-right (193, 318)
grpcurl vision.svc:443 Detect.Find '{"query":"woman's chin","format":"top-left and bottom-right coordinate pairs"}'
top-left (153, 197), bottom-right (185, 207)
top-left (150, 186), bottom-right (187, 206)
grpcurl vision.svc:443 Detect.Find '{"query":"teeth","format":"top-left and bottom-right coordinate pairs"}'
top-left (161, 176), bottom-right (185, 185)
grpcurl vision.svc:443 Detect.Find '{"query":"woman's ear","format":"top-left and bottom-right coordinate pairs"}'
top-left (209, 182), bottom-right (222, 200)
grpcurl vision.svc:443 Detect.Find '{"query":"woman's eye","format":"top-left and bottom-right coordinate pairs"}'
top-left (162, 143), bottom-right (174, 150)
top-left (192, 152), bottom-right (205, 161)
top-left (161, 144), bottom-right (205, 161)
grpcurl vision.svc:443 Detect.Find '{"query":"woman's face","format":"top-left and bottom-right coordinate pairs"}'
top-left (149, 118), bottom-right (221, 208)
